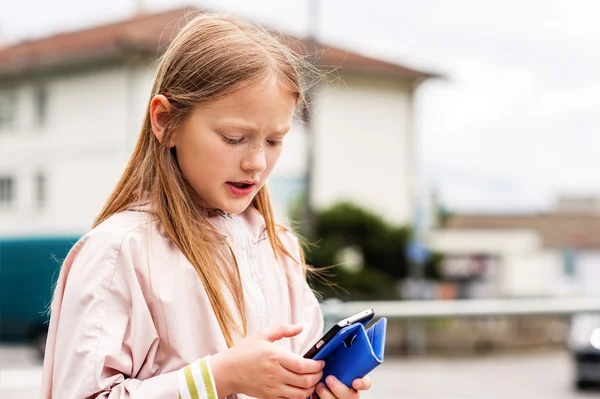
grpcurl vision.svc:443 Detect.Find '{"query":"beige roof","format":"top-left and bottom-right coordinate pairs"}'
top-left (446, 213), bottom-right (600, 249)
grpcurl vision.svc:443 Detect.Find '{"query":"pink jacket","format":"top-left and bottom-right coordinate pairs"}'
top-left (40, 203), bottom-right (324, 399)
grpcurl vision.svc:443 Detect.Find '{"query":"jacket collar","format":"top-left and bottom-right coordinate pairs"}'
top-left (128, 201), bottom-right (268, 245)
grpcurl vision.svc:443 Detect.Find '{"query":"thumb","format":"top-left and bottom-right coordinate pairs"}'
top-left (259, 324), bottom-right (303, 342)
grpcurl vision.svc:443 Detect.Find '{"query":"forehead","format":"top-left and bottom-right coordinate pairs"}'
top-left (202, 79), bottom-right (297, 119)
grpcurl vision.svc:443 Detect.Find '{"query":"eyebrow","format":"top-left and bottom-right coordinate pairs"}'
top-left (218, 120), bottom-right (290, 135)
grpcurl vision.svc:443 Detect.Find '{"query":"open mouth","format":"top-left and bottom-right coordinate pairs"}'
top-left (226, 181), bottom-right (257, 196)
top-left (229, 182), bottom-right (253, 189)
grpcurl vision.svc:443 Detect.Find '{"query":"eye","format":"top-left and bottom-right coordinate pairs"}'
top-left (267, 140), bottom-right (282, 147)
top-left (222, 135), bottom-right (244, 145)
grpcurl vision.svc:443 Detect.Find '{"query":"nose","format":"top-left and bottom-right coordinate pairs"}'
top-left (241, 143), bottom-right (267, 173)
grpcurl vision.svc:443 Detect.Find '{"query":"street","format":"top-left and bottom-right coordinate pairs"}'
top-left (366, 350), bottom-right (599, 398)
top-left (1, 345), bottom-right (598, 398)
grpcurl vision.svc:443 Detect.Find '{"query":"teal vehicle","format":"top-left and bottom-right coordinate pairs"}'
top-left (0, 236), bottom-right (80, 350)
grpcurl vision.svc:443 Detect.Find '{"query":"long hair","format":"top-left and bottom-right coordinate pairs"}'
top-left (93, 13), bottom-right (315, 347)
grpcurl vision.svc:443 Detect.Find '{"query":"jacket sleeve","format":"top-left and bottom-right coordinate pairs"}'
top-left (45, 229), bottom-right (218, 399)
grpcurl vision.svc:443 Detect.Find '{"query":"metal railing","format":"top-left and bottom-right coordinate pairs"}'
top-left (320, 296), bottom-right (600, 321)
top-left (319, 296), bottom-right (600, 353)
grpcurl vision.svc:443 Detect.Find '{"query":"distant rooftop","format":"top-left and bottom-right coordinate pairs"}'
top-left (445, 211), bottom-right (600, 250)
top-left (553, 195), bottom-right (600, 214)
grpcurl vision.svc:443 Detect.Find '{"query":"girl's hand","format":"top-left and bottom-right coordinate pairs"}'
top-left (312, 375), bottom-right (372, 399)
top-left (211, 324), bottom-right (325, 399)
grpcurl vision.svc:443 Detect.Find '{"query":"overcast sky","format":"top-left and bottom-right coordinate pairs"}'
top-left (3, 0), bottom-right (600, 213)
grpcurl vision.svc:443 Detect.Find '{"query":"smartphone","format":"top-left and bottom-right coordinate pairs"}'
top-left (303, 308), bottom-right (375, 359)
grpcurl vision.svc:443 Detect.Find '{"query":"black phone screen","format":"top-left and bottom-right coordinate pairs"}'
top-left (303, 308), bottom-right (374, 359)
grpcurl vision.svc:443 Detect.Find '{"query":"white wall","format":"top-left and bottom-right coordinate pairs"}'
top-left (427, 229), bottom-right (564, 297)
top-left (0, 62), bottom-right (155, 237)
top-left (312, 74), bottom-right (415, 225)
top-left (124, 60), bottom-right (156, 154)
top-left (500, 250), bottom-right (563, 297)
top-left (427, 229), bottom-right (543, 254)
top-left (575, 251), bottom-right (600, 296)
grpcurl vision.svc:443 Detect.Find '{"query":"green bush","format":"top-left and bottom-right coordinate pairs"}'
top-left (308, 266), bottom-right (398, 301)
top-left (292, 201), bottom-right (444, 300)
top-left (301, 202), bottom-right (406, 300)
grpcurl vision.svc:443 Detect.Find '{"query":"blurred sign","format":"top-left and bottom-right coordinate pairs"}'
top-left (441, 254), bottom-right (490, 280)
top-left (406, 241), bottom-right (430, 264)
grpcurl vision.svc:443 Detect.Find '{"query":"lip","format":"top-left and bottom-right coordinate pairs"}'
top-left (226, 181), bottom-right (256, 196)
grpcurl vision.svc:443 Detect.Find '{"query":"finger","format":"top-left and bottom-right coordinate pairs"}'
top-left (276, 383), bottom-right (315, 399)
top-left (351, 375), bottom-right (372, 391)
top-left (278, 365), bottom-right (323, 389)
top-left (259, 324), bottom-right (303, 342)
top-left (279, 353), bottom-right (325, 375)
top-left (325, 375), bottom-right (358, 398)
top-left (315, 382), bottom-right (335, 399)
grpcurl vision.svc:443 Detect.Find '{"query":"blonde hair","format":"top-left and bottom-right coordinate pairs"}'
top-left (94, 13), bottom-right (314, 347)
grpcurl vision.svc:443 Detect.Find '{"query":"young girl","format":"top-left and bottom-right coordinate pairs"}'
top-left (40, 13), bottom-right (372, 399)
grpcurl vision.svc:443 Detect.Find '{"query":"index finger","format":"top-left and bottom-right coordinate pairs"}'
top-left (279, 353), bottom-right (325, 375)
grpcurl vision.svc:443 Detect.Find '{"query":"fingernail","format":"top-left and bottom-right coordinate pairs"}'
top-left (326, 376), bottom-right (335, 385)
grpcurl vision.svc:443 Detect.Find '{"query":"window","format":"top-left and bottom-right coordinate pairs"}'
top-left (561, 247), bottom-right (577, 277)
top-left (35, 172), bottom-right (46, 207)
top-left (35, 86), bottom-right (48, 126)
top-left (0, 90), bottom-right (16, 130)
top-left (0, 176), bottom-right (15, 205)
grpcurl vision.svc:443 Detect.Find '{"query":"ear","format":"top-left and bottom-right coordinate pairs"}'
top-left (150, 94), bottom-right (176, 147)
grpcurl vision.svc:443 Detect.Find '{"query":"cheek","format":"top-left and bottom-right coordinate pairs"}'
top-left (218, 146), bottom-right (242, 171)
top-left (191, 138), bottom-right (239, 172)
top-left (177, 141), bottom-right (226, 184)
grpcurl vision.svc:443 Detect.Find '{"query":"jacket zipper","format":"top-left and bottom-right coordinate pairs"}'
top-left (222, 212), bottom-right (267, 330)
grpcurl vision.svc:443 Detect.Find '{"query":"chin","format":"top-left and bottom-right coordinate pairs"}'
top-left (219, 199), bottom-right (253, 215)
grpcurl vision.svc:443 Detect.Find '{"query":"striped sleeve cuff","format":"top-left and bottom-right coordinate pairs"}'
top-left (177, 356), bottom-right (218, 399)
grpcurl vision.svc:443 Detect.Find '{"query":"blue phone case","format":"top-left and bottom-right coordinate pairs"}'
top-left (312, 317), bottom-right (387, 388)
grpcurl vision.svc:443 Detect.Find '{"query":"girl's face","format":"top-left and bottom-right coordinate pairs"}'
top-left (169, 80), bottom-right (296, 214)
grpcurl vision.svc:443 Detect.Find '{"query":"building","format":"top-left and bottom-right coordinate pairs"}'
top-left (0, 7), bottom-right (437, 238)
top-left (427, 199), bottom-right (600, 298)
